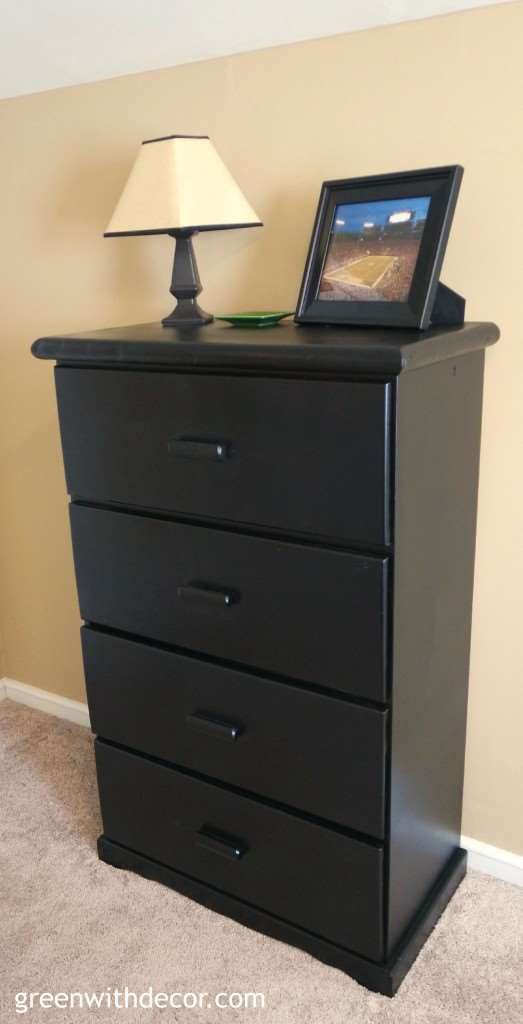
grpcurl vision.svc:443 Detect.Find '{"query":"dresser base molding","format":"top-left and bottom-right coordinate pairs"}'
top-left (97, 836), bottom-right (466, 997)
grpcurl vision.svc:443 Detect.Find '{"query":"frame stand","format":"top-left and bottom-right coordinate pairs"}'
top-left (162, 230), bottom-right (213, 328)
top-left (429, 282), bottom-right (465, 327)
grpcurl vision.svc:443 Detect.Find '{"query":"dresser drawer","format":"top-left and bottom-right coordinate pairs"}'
top-left (71, 506), bottom-right (388, 702)
top-left (95, 740), bottom-right (384, 959)
top-left (56, 368), bottom-right (391, 547)
top-left (83, 627), bottom-right (388, 837)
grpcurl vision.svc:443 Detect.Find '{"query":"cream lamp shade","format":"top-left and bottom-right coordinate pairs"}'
top-left (104, 134), bottom-right (262, 327)
top-left (105, 134), bottom-right (261, 236)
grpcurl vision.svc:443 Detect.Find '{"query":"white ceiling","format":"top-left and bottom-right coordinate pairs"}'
top-left (1, 0), bottom-right (510, 99)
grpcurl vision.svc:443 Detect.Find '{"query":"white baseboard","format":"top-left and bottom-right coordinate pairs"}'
top-left (1, 675), bottom-right (522, 886)
top-left (461, 835), bottom-right (523, 887)
top-left (0, 676), bottom-right (90, 728)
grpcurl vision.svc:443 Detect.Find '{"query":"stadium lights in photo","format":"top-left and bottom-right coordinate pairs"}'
top-left (295, 166), bottom-right (464, 330)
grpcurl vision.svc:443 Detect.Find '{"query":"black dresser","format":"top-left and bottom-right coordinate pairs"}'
top-left (33, 319), bottom-right (498, 995)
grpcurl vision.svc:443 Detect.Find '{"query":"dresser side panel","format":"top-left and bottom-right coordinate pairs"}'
top-left (387, 351), bottom-right (485, 952)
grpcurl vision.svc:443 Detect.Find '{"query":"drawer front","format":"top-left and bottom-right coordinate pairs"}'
top-left (71, 506), bottom-right (388, 702)
top-left (95, 740), bottom-right (384, 960)
top-left (83, 627), bottom-right (388, 837)
top-left (56, 368), bottom-right (391, 547)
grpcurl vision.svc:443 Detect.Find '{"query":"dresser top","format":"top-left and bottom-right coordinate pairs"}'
top-left (32, 319), bottom-right (499, 376)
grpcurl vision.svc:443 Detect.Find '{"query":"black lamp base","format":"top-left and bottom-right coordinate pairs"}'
top-left (162, 230), bottom-right (213, 328)
top-left (162, 302), bottom-right (213, 328)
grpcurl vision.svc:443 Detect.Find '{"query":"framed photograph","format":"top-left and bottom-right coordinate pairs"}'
top-left (295, 165), bottom-right (463, 330)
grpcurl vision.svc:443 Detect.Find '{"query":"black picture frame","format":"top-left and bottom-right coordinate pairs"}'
top-left (295, 165), bottom-right (463, 330)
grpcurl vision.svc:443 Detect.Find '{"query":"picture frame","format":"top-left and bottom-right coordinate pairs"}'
top-left (295, 165), bottom-right (463, 330)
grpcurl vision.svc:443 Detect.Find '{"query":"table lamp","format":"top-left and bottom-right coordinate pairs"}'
top-left (104, 134), bottom-right (262, 327)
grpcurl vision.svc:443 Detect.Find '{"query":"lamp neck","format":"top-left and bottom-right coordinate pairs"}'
top-left (168, 228), bottom-right (197, 240)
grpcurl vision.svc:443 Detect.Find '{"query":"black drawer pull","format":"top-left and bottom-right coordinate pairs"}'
top-left (187, 711), bottom-right (243, 741)
top-left (196, 825), bottom-right (247, 861)
top-left (168, 438), bottom-right (229, 461)
top-left (177, 583), bottom-right (239, 608)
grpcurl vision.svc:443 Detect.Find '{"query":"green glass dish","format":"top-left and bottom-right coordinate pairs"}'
top-left (214, 311), bottom-right (294, 328)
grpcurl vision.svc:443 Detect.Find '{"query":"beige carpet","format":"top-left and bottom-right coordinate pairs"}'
top-left (1, 699), bottom-right (522, 1024)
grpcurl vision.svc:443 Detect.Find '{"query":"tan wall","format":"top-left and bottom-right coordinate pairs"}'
top-left (1, 3), bottom-right (522, 854)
